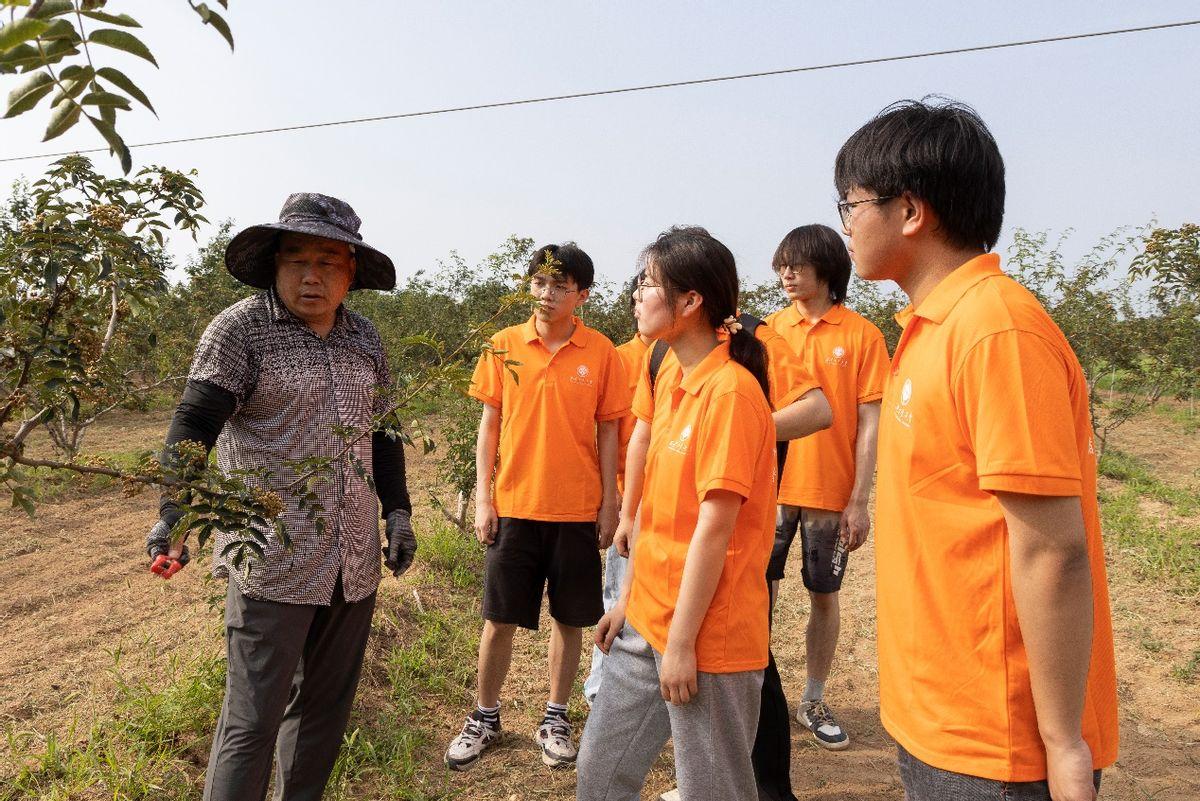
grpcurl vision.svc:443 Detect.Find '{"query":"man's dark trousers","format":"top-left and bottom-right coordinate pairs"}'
top-left (203, 575), bottom-right (376, 801)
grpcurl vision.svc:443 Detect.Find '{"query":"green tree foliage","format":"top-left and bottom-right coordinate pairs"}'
top-left (1007, 226), bottom-right (1198, 452)
top-left (0, 155), bottom-right (206, 460)
top-left (1, 0), bottom-right (235, 172)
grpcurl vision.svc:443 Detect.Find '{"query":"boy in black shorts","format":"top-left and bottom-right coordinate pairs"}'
top-left (445, 243), bottom-right (629, 771)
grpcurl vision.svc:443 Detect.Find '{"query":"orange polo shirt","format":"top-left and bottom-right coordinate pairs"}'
top-left (658, 324), bottom-right (820, 411)
top-left (615, 334), bottom-right (651, 493)
top-left (626, 341), bottom-right (777, 673)
top-left (469, 315), bottom-right (630, 522)
top-left (765, 303), bottom-right (889, 511)
top-left (874, 254), bottom-right (1118, 781)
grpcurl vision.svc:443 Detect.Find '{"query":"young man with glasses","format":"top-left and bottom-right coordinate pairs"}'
top-left (836, 99), bottom-right (1117, 801)
top-left (446, 243), bottom-right (630, 772)
top-left (763, 224), bottom-right (889, 752)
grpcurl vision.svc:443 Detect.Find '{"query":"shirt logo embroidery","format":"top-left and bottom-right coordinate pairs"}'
top-left (893, 378), bottom-right (914, 428)
top-left (569, 363), bottom-right (595, 387)
top-left (825, 345), bottom-right (850, 367)
top-left (668, 424), bottom-right (692, 455)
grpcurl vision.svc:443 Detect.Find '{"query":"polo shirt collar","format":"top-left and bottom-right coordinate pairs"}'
top-left (785, 302), bottom-right (845, 327)
top-left (521, 315), bottom-right (589, 347)
top-left (902, 253), bottom-right (1002, 326)
top-left (679, 340), bottom-right (732, 397)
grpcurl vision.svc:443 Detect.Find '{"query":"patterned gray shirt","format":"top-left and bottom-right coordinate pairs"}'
top-left (189, 288), bottom-right (389, 604)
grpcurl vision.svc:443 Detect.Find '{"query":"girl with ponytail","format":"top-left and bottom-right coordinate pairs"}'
top-left (577, 227), bottom-right (778, 801)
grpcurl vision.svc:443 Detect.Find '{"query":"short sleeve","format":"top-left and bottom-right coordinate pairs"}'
top-left (189, 309), bottom-right (256, 404)
top-left (632, 348), bottom-right (655, 423)
top-left (693, 390), bottom-right (769, 503)
top-left (761, 332), bottom-right (820, 409)
top-left (954, 330), bottom-right (1083, 496)
top-left (596, 343), bottom-right (632, 422)
top-left (468, 335), bottom-right (504, 408)
top-left (857, 327), bottom-right (890, 403)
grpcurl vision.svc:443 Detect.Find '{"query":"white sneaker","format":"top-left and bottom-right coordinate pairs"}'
top-left (534, 719), bottom-right (577, 768)
top-left (659, 789), bottom-right (681, 801)
top-left (445, 712), bottom-right (501, 771)
top-left (797, 699), bottom-right (850, 751)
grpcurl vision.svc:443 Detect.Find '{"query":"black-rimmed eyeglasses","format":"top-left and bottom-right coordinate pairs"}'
top-left (837, 195), bottom-right (897, 230)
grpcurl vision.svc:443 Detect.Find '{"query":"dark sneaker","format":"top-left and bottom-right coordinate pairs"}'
top-left (797, 699), bottom-right (850, 750)
top-left (534, 719), bottom-right (577, 768)
top-left (445, 711), bottom-right (501, 771)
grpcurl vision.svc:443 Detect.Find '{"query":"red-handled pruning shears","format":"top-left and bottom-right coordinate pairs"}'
top-left (150, 545), bottom-right (190, 579)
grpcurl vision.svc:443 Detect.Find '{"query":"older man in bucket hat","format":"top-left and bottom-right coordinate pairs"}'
top-left (144, 193), bottom-right (417, 801)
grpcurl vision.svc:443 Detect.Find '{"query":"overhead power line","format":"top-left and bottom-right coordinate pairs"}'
top-left (2, 18), bottom-right (1197, 165)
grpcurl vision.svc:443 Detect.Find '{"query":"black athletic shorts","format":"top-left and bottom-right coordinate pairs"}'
top-left (766, 505), bottom-right (847, 592)
top-left (482, 517), bottom-right (604, 630)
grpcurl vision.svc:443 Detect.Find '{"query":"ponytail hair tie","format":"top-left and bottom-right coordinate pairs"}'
top-left (722, 315), bottom-right (744, 335)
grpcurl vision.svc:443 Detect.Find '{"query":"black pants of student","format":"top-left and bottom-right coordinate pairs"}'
top-left (752, 442), bottom-right (798, 801)
top-left (751, 651), bottom-right (796, 801)
top-left (203, 576), bottom-right (376, 801)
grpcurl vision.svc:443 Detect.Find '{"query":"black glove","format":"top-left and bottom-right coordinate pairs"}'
top-left (146, 519), bottom-right (190, 577)
top-left (382, 509), bottom-right (417, 577)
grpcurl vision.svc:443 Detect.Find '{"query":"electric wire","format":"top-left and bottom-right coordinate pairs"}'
top-left (1, 17), bottom-right (1197, 164)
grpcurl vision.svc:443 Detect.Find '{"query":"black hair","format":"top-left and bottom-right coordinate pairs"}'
top-left (626, 270), bottom-right (644, 310)
top-left (525, 242), bottom-right (595, 290)
top-left (834, 97), bottom-right (1005, 251)
top-left (638, 226), bottom-right (770, 402)
top-left (771, 224), bottom-right (852, 303)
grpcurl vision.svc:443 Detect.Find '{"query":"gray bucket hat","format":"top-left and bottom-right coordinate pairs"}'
top-left (225, 193), bottom-right (396, 290)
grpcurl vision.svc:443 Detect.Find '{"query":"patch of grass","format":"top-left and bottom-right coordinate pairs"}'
top-left (1136, 627), bottom-right (1167, 655)
top-left (1170, 649), bottom-right (1200, 683)
top-left (1099, 448), bottom-right (1199, 515)
top-left (1100, 485), bottom-right (1200, 596)
top-left (326, 521), bottom-right (483, 798)
top-left (420, 518), bottom-right (485, 592)
top-left (2, 653), bottom-right (224, 801)
top-left (1153, 401), bottom-right (1200, 435)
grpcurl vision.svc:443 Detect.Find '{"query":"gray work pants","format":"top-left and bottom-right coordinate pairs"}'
top-left (577, 624), bottom-right (763, 801)
top-left (203, 576), bottom-right (376, 801)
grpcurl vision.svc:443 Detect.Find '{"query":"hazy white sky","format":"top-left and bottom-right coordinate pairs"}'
top-left (2, 1), bottom-right (1198, 290)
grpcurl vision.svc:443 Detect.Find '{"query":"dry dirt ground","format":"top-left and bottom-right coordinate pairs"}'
top-left (1, 408), bottom-right (1198, 800)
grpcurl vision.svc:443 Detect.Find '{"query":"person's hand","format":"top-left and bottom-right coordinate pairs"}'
top-left (382, 509), bottom-right (417, 577)
top-left (839, 500), bottom-right (871, 551)
top-left (474, 499), bottom-right (498, 545)
top-left (146, 519), bottom-right (189, 579)
top-left (594, 604), bottom-right (626, 655)
top-left (597, 496), bottom-right (619, 550)
top-left (1046, 737), bottom-right (1097, 801)
top-left (613, 516), bottom-right (635, 558)
top-left (660, 640), bottom-right (699, 705)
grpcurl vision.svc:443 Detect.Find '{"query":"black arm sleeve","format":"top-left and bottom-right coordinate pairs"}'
top-left (158, 379), bottom-right (237, 525)
top-left (372, 430), bottom-right (412, 518)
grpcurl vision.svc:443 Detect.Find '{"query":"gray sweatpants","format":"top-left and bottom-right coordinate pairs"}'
top-left (203, 576), bottom-right (376, 801)
top-left (577, 624), bottom-right (763, 801)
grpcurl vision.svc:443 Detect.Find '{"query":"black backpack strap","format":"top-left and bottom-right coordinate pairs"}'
top-left (737, 311), bottom-right (765, 333)
top-left (648, 339), bottom-right (670, 393)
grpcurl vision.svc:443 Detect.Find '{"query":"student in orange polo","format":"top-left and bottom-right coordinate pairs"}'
top-left (576, 227), bottom-right (776, 801)
top-left (623, 284), bottom-right (831, 801)
top-left (835, 100), bottom-right (1117, 801)
top-left (764, 223), bottom-right (889, 751)
top-left (445, 243), bottom-right (629, 772)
